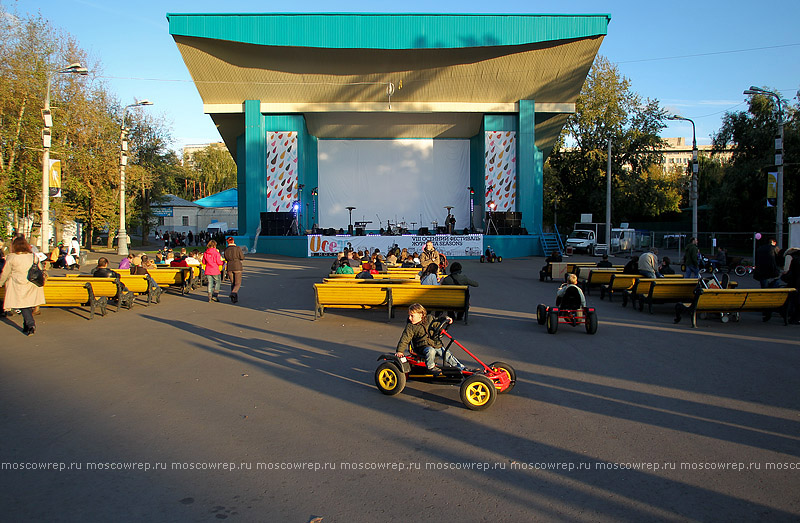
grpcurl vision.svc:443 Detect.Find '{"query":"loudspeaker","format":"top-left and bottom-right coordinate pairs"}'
top-left (355, 227), bottom-right (365, 236)
top-left (261, 212), bottom-right (294, 236)
top-left (418, 227), bottom-right (430, 235)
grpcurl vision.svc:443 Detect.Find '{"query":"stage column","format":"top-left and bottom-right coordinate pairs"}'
top-left (518, 99), bottom-right (542, 233)
top-left (240, 99), bottom-right (267, 237)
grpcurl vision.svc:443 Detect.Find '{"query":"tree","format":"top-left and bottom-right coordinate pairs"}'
top-left (711, 91), bottom-right (798, 234)
top-left (544, 56), bottom-right (679, 230)
top-left (189, 145), bottom-right (237, 196)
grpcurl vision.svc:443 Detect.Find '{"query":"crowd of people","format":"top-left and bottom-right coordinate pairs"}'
top-left (1, 234), bottom-right (247, 336)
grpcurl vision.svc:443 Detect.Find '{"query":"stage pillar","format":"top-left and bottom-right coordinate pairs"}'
top-left (518, 100), bottom-right (542, 234)
top-left (239, 100), bottom-right (267, 237)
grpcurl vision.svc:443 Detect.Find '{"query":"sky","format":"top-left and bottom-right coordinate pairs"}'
top-left (9, 0), bottom-right (800, 153)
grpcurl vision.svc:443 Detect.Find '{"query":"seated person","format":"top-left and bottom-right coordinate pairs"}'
top-left (622, 256), bottom-right (640, 274)
top-left (659, 256), bottom-right (675, 275)
top-left (395, 303), bottom-right (466, 373)
top-left (596, 254), bottom-right (613, 268)
top-left (164, 250), bottom-right (175, 265)
top-left (335, 258), bottom-right (354, 274)
top-left (441, 262), bottom-right (479, 321)
top-left (539, 250), bottom-right (563, 280)
top-left (330, 252), bottom-right (345, 273)
top-left (49, 242), bottom-right (68, 269)
top-left (355, 263), bottom-right (374, 279)
top-left (556, 273), bottom-right (586, 308)
top-left (386, 250), bottom-right (398, 266)
top-left (185, 249), bottom-right (202, 266)
top-left (419, 262), bottom-right (440, 285)
top-left (92, 257), bottom-right (119, 278)
top-left (118, 253), bottom-right (134, 270)
top-left (154, 252), bottom-right (166, 265)
top-left (131, 254), bottom-right (162, 297)
top-left (170, 252), bottom-right (189, 267)
top-left (371, 253), bottom-right (386, 272)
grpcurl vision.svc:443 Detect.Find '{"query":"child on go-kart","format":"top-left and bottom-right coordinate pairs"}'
top-left (395, 303), bottom-right (468, 374)
top-left (557, 273), bottom-right (586, 308)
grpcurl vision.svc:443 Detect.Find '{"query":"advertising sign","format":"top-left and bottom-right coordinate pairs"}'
top-left (151, 207), bottom-right (173, 217)
top-left (308, 234), bottom-right (484, 257)
top-left (48, 159), bottom-right (61, 197)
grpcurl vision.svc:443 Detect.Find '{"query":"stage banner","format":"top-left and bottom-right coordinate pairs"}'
top-left (48, 159), bottom-right (62, 197)
top-left (308, 234), bottom-right (484, 258)
top-left (267, 131), bottom-right (298, 212)
top-left (485, 131), bottom-right (516, 211)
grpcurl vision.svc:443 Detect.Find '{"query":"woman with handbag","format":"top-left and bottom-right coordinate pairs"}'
top-left (0, 236), bottom-right (46, 335)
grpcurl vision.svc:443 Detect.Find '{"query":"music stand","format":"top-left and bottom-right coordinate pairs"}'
top-left (346, 206), bottom-right (356, 235)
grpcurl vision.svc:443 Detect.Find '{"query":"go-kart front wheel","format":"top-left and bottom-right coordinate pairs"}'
top-left (375, 362), bottom-right (406, 396)
top-left (497, 256), bottom-right (503, 263)
top-left (489, 361), bottom-right (516, 394)
top-left (480, 256), bottom-right (486, 263)
top-left (536, 304), bottom-right (547, 325)
top-left (460, 375), bottom-right (497, 410)
top-left (586, 310), bottom-right (598, 335)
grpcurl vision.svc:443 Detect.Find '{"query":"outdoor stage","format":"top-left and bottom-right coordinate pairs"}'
top-left (239, 233), bottom-right (542, 259)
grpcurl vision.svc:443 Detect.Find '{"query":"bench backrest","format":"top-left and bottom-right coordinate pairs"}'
top-left (148, 268), bottom-right (189, 285)
top-left (41, 281), bottom-right (92, 305)
top-left (47, 276), bottom-right (119, 298)
top-left (118, 275), bottom-right (150, 293)
top-left (696, 288), bottom-right (795, 311)
top-left (585, 269), bottom-right (621, 285)
top-left (608, 273), bottom-right (640, 291)
top-left (313, 283), bottom-right (390, 305)
top-left (386, 285), bottom-right (468, 308)
top-left (648, 279), bottom-right (700, 299)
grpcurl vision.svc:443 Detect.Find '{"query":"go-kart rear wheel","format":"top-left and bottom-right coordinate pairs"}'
top-left (460, 375), bottom-right (497, 410)
top-left (375, 362), bottom-right (406, 395)
top-left (734, 266), bottom-right (747, 277)
top-left (546, 311), bottom-right (559, 334)
top-left (489, 361), bottom-right (516, 393)
top-left (536, 304), bottom-right (547, 325)
top-left (586, 310), bottom-right (598, 335)
top-left (497, 256), bottom-right (503, 263)
top-left (480, 256), bottom-right (485, 263)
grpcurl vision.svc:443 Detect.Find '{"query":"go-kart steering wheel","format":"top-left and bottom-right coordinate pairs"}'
top-left (429, 318), bottom-right (452, 339)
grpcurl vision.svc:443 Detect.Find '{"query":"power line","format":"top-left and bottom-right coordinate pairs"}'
top-left (618, 42), bottom-right (800, 64)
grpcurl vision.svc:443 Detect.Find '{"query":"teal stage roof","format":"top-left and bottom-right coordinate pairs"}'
top-left (167, 13), bottom-right (610, 50)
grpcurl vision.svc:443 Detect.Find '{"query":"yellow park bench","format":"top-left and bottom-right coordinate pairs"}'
top-left (635, 278), bottom-right (701, 314)
top-left (322, 278), bottom-right (420, 285)
top-left (150, 267), bottom-right (194, 295)
top-left (51, 275), bottom-right (132, 311)
top-left (118, 274), bottom-right (162, 305)
top-left (313, 283), bottom-right (469, 323)
top-left (327, 272), bottom-right (418, 280)
top-left (600, 273), bottom-right (640, 302)
top-left (674, 287), bottom-right (796, 327)
top-left (2, 279), bottom-right (107, 319)
top-left (578, 269), bottom-right (623, 295)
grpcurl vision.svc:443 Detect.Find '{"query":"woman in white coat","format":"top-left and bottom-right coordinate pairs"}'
top-left (0, 236), bottom-right (46, 335)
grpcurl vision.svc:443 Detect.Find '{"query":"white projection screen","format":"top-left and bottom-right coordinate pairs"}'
top-left (318, 139), bottom-right (470, 231)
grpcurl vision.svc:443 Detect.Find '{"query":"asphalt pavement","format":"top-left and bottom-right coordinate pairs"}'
top-left (1, 251), bottom-right (798, 522)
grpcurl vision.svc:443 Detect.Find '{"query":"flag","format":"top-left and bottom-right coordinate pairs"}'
top-left (766, 171), bottom-right (777, 207)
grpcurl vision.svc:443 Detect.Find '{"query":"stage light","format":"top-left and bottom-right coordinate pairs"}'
top-left (292, 201), bottom-right (300, 212)
top-left (488, 200), bottom-right (496, 210)
top-left (468, 186), bottom-right (474, 195)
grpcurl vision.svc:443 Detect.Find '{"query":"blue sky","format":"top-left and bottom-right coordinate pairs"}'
top-left (10, 0), bottom-right (800, 152)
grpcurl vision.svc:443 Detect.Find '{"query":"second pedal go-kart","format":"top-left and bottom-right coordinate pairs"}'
top-left (374, 320), bottom-right (515, 410)
top-left (536, 285), bottom-right (598, 335)
top-left (480, 246), bottom-right (502, 263)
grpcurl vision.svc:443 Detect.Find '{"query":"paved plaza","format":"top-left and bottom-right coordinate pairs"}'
top-left (1, 252), bottom-right (799, 521)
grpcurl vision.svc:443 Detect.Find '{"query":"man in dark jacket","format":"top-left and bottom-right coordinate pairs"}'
top-left (92, 257), bottom-right (119, 279)
top-left (753, 238), bottom-right (780, 288)
top-left (223, 237), bottom-right (245, 303)
top-left (441, 262), bottom-right (478, 321)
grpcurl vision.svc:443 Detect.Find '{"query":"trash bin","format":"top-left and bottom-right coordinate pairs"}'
top-left (566, 246), bottom-right (574, 256)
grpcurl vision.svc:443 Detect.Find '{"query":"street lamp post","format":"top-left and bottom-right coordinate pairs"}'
top-left (117, 100), bottom-right (153, 255)
top-left (668, 115), bottom-right (698, 239)
top-left (744, 86), bottom-right (784, 247)
top-left (40, 63), bottom-right (88, 251)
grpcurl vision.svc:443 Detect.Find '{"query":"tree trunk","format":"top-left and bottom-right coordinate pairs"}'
top-left (6, 95), bottom-right (28, 174)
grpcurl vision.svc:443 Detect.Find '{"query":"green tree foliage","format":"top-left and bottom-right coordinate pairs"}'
top-left (188, 145), bottom-right (237, 196)
top-left (0, 4), bottom-right (182, 245)
top-left (544, 57), bottom-right (680, 230)
top-left (711, 91), bottom-right (798, 233)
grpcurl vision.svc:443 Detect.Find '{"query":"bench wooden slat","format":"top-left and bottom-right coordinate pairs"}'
top-left (677, 288), bottom-right (796, 327)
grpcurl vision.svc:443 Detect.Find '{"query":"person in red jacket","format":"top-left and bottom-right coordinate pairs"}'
top-left (202, 240), bottom-right (224, 302)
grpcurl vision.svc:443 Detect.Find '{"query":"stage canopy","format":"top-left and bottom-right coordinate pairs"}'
top-left (168, 13), bottom-right (610, 242)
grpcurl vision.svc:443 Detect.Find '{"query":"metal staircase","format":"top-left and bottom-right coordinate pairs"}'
top-left (539, 225), bottom-right (564, 256)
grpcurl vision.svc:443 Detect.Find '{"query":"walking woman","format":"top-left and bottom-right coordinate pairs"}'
top-left (0, 237), bottom-right (46, 335)
top-left (202, 239), bottom-right (224, 302)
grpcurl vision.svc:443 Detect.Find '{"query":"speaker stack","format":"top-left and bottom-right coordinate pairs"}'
top-left (484, 211), bottom-right (526, 235)
top-left (261, 212), bottom-right (295, 236)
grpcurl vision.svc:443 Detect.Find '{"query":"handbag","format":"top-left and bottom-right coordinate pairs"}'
top-left (27, 256), bottom-right (46, 287)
